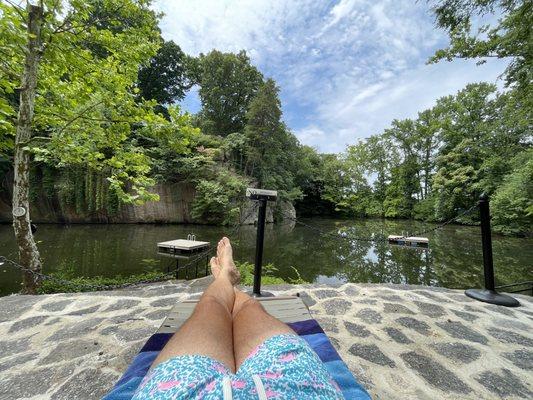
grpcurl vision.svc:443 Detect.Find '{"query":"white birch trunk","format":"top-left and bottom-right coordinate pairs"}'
top-left (12, 5), bottom-right (43, 294)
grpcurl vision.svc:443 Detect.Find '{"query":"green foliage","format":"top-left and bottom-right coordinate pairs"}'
top-left (42, 166), bottom-right (56, 199)
top-left (27, 164), bottom-right (137, 216)
top-left (243, 79), bottom-right (304, 201)
top-left (413, 196), bottom-right (438, 221)
top-left (429, 0), bottom-right (532, 94)
top-left (491, 150), bottom-right (533, 236)
top-left (191, 171), bottom-right (248, 225)
top-left (320, 153), bottom-right (355, 215)
top-left (138, 40), bottom-right (192, 105)
top-left (235, 261), bottom-right (307, 286)
top-left (38, 264), bottom-right (168, 294)
top-left (37, 261), bottom-right (306, 294)
top-left (0, 0), bottom-right (198, 206)
top-left (195, 50), bottom-right (263, 136)
top-left (293, 147), bottom-right (339, 216)
top-left (314, 82), bottom-right (530, 235)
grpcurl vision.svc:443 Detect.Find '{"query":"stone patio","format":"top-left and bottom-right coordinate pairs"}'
top-left (0, 279), bottom-right (532, 399)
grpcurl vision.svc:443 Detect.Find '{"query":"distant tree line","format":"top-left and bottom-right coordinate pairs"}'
top-left (315, 83), bottom-right (531, 236)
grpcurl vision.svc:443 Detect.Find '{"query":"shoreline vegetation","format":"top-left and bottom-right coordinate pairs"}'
top-left (0, 1), bottom-right (530, 293)
top-left (37, 261), bottom-right (307, 294)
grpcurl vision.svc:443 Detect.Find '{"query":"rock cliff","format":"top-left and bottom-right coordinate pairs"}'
top-left (0, 177), bottom-right (295, 225)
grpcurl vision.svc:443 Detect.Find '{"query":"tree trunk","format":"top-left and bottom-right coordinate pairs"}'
top-left (423, 139), bottom-right (431, 199)
top-left (13, 5), bottom-right (43, 294)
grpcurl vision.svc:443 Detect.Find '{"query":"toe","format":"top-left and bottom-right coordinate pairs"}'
top-left (222, 237), bottom-right (230, 246)
top-left (210, 256), bottom-right (219, 268)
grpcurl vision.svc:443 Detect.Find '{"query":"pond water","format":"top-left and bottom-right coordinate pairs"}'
top-left (0, 218), bottom-right (531, 296)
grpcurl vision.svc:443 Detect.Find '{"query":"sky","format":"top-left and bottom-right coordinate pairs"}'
top-left (152, 0), bottom-right (507, 153)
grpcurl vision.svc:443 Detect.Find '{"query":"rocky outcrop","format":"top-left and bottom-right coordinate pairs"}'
top-left (241, 198), bottom-right (296, 225)
top-left (0, 176), bottom-right (296, 225)
top-left (0, 181), bottom-right (199, 224)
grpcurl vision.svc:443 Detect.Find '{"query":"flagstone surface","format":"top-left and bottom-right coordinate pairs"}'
top-left (0, 279), bottom-right (531, 399)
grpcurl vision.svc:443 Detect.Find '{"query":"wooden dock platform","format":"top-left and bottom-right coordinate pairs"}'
top-left (157, 239), bottom-right (211, 279)
top-left (157, 296), bottom-right (311, 333)
top-left (388, 235), bottom-right (429, 248)
top-left (157, 239), bottom-right (210, 258)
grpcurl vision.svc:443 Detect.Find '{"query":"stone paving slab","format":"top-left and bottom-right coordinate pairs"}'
top-left (0, 280), bottom-right (532, 399)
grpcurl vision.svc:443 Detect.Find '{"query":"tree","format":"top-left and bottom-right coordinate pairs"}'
top-left (414, 108), bottom-right (441, 199)
top-left (431, 83), bottom-right (520, 219)
top-left (242, 79), bottom-right (303, 200)
top-left (0, 0), bottom-right (196, 293)
top-left (292, 146), bottom-right (338, 216)
top-left (137, 40), bottom-right (192, 105)
top-left (195, 50), bottom-right (263, 136)
top-left (429, 0), bottom-right (532, 92)
top-left (491, 149), bottom-right (533, 236)
top-left (244, 79), bottom-right (282, 182)
top-left (320, 153), bottom-right (354, 214)
top-left (383, 119), bottom-right (422, 217)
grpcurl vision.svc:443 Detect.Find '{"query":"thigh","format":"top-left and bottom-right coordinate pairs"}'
top-left (232, 293), bottom-right (294, 370)
top-left (152, 296), bottom-right (235, 372)
top-left (235, 334), bottom-right (344, 400)
top-left (133, 354), bottom-right (231, 400)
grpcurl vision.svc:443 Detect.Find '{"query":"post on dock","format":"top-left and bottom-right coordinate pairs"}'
top-left (247, 188), bottom-right (278, 297)
top-left (465, 194), bottom-right (520, 307)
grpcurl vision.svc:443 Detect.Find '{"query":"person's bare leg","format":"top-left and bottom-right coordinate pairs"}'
top-left (151, 237), bottom-right (241, 372)
top-left (232, 289), bottom-right (295, 370)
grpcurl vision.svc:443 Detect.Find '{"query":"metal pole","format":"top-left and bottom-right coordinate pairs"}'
top-left (253, 199), bottom-right (267, 296)
top-left (175, 259), bottom-right (179, 280)
top-left (479, 194), bottom-right (495, 291)
top-left (465, 194), bottom-right (519, 307)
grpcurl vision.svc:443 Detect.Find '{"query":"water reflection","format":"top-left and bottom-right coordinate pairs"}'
top-left (0, 218), bottom-right (531, 296)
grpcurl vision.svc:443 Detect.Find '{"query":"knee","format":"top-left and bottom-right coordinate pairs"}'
top-left (232, 295), bottom-right (261, 318)
top-left (199, 294), bottom-right (232, 315)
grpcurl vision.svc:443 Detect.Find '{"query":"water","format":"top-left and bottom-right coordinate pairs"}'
top-left (0, 219), bottom-right (531, 296)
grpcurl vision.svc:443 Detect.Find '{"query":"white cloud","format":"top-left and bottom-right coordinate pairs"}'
top-left (154, 0), bottom-right (508, 153)
top-left (298, 58), bottom-right (507, 153)
top-left (294, 125), bottom-right (327, 149)
top-left (322, 0), bottom-right (359, 32)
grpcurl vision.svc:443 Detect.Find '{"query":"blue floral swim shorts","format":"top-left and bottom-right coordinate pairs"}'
top-left (132, 333), bottom-right (344, 399)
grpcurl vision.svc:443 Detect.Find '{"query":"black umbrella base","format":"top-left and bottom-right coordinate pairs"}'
top-left (465, 289), bottom-right (520, 307)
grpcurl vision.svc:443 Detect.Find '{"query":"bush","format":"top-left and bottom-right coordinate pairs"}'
top-left (38, 262), bottom-right (168, 294)
top-left (38, 271), bottom-right (171, 294)
top-left (491, 150), bottom-right (533, 236)
top-left (413, 196), bottom-right (437, 221)
top-left (191, 170), bottom-right (248, 225)
top-left (37, 260), bottom-right (306, 294)
top-left (235, 261), bottom-right (307, 286)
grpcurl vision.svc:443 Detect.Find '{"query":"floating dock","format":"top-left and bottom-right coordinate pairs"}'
top-left (388, 235), bottom-right (429, 248)
top-left (157, 239), bottom-right (211, 279)
top-left (157, 239), bottom-right (210, 259)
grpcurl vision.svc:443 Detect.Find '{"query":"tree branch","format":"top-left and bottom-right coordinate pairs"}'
top-left (0, 61), bottom-right (19, 81)
top-left (4, 0), bottom-right (27, 23)
top-left (49, 111), bottom-right (131, 125)
top-left (55, 100), bottom-right (105, 135)
top-left (16, 136), bottom-right (51, 147)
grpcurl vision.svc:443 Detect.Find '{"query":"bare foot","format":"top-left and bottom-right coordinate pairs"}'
top-left (217, 237), bottom-right (240, 285)
top-left (210, 256), bottom-right (221, 278)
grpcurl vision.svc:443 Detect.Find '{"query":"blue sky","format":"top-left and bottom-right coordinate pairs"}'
top-left (153, 0), bottom-right (507, 153)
